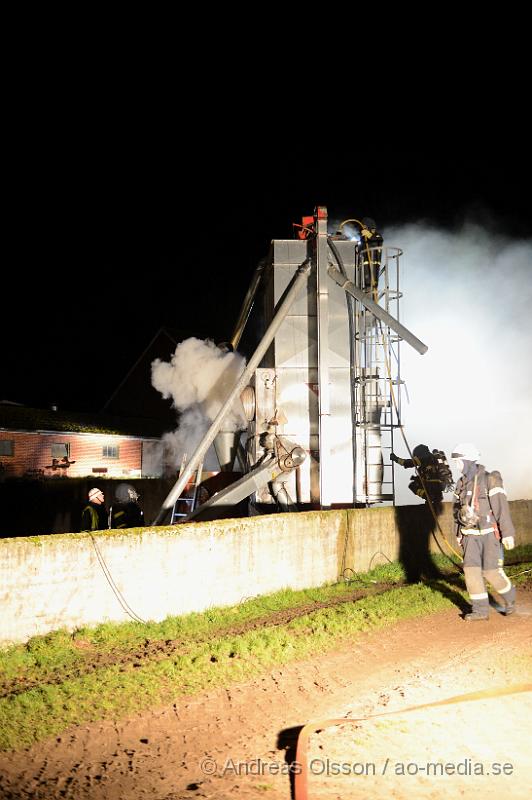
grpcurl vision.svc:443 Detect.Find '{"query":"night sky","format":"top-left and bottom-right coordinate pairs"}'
top-left (3, 144), bottom-right (531, 414)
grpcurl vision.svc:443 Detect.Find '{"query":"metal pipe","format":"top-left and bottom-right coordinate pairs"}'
top-left (316, 208), bottom-right (332, 508)
top-left (327, 263), bottom-right (428, 355)
top-left (187, 443), bottom-right (306, 519)
top-left (230, 259), bottom-right (267, 350)
top-left (153, 259), bottom-right (311, 524)
top-left (188, 454), bottom-right (278, 516)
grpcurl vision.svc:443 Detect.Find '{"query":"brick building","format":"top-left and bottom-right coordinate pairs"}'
top-left (0, 327), bottom-right (217, 485)
top-left (0, 405), bottom-right (166, 480)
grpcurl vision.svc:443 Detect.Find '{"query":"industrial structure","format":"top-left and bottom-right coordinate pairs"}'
top-left (154, 207), bottom-right (427, 524)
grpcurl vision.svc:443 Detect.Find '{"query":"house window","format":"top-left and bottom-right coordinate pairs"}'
top-left (0, 440), bottom-right (14, 456)
top-left (51, 443), bottom-right (70, 459)
top-left (103, 445), bottom-right (120, 459)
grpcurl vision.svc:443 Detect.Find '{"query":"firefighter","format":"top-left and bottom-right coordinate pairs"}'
top-left (109, 483), bottom-right (144, 529)
top-left (391, 444), bottom-right (453, 512)
top-left (81, 487), bottom-right (108, 531)
top-left (452, 443), bottom-right (516, 621)
top-left (358, 217), bottom-right (383, 294)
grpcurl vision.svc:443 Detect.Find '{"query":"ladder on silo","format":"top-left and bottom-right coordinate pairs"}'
top-left (351, 246), bottom-right (402, 505)
top-left (170, 454), bottom-right (204, 523)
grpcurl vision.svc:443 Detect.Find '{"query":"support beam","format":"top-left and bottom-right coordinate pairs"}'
top-left (327, 263), bottom-right (428, 355)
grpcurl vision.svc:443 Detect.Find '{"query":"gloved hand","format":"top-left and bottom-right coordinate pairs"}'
top-left (502, 536), bottom-right (515, 550)
top-left (390, 452), bottom-right (399, 463)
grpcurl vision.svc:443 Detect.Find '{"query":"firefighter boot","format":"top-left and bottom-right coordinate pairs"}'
top-left (503, 585), bottom-right (516, 616)
top-left (485, 571), bottom-right (517, 616)
top-left (464, 611), bottom-right (489, 621)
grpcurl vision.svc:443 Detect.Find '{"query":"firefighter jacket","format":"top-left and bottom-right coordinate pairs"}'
top-left (396, 452), bottom-right (449, 501)
top-left (109, 502), bottom-right (144, 529)
top-left (81, 501), bottom-right (108, 531)
top-left (453, 465), bottom-right (515, 538)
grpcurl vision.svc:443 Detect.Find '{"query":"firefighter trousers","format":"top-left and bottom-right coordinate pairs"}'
top-left (462, 532), bottom-right (515, 615)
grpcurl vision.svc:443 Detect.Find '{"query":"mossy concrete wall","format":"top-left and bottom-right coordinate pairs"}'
top-left (1, 500), bottom-right (531, 646)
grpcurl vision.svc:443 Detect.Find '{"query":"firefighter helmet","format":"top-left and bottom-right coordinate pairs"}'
top-left (451, 443), bottom-right (480, 462)
top-left (412, 444), bottom-right (431, 459)
top-left (115, 483), bottom-right (139, 503)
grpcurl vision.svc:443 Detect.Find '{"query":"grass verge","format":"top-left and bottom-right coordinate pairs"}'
top-left (0, 548), bottom-right (530, 751)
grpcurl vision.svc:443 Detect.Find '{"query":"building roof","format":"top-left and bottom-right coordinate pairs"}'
top-left (0, 404), bottom-right (170, 438)
top-left (102, 326), bottom-right (205, 424)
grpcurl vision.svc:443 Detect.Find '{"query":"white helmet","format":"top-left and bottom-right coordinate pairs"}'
top-left (451, 443), bottom-right (480, 462)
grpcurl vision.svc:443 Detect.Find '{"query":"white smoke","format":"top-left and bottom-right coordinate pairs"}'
top-left (152, 337), bottom-right (247, 471)
top-left (160, 406), bottom-right (216, 472)
top-left (384, 223), bottom-right (532, 502)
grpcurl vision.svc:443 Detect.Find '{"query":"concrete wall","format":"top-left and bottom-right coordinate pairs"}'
top-left (1, 500), bottom-right (531, 647)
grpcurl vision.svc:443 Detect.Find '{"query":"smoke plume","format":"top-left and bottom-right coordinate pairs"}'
top-left (384, 222), bottom-right (532, 502)
top-left (152, 337), bottom-right (247, 471)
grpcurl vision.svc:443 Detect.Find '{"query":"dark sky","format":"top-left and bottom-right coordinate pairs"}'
top-left (3, 143), bottom-right (531, 413)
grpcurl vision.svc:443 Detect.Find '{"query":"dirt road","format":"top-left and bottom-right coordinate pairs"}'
top-left (1, 590), bottom-right (531, 800)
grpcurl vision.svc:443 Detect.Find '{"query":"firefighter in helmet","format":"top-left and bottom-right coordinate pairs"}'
top-left (391, 444), bottom-right (453, 512)
top-left (358, 217), bottom-right (383, 295)
top-left (109, 483), bottom-right (144, 529)
top-left (452, 443), bottom-right (516, 621)
top-left (81, 487), bottom-right (108, 531)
